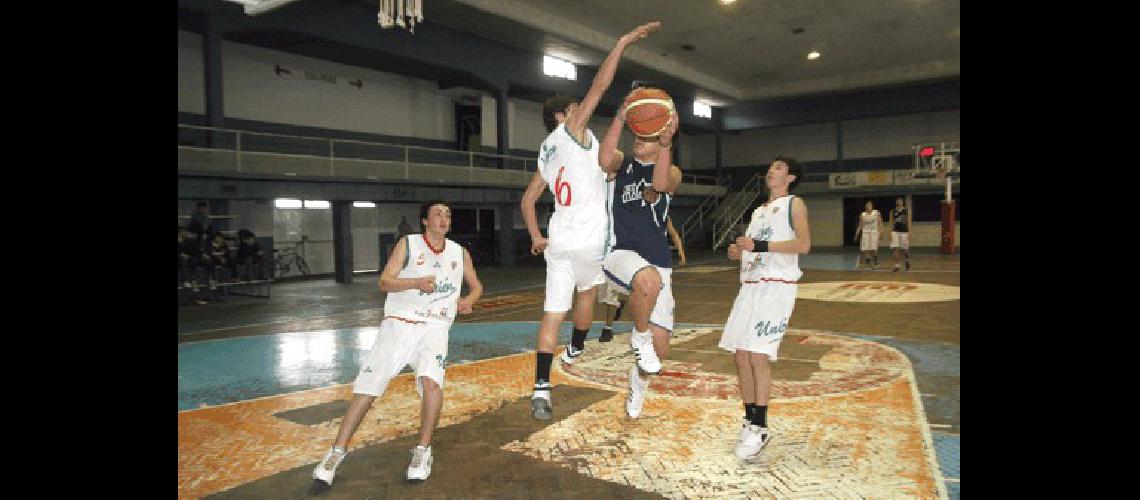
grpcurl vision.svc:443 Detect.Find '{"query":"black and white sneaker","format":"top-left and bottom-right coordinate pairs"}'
top-left (532, 381), bottom-right (553, 420)
top-left (560, 345), bottom-right (584, 364)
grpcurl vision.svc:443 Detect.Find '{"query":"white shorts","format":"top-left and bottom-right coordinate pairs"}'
top-left (860, 231), bottom-right (879, 251)
top-left (597, 278), bottom-right (629, 307)
top-left (603, 249), bottom-right (674, 332)
top-left (353, 317), bottom-right (449, 397)
top-left (718, 281), bottom-right (797, 360)
top-left (543, 252), bottom-right (605, 312)
top-left (890, 231), bottom-right (910, 249)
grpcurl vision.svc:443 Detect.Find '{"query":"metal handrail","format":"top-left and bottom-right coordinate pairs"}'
top-left (711, 170), bottom-right (766, 249)
top-left (679, 174), bottom-right (731, 245)
top-left (178, 123), bottom-right (727, 186)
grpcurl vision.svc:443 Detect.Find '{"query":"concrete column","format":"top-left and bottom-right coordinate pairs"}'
top-left (496, 88), bottom-right (510, 169)
top-left (332, 201), bottom-right (353, 284)
top-left (203, 14), bottom-right (225, 130)
top-left (498, 203), bottom-right (516, 268)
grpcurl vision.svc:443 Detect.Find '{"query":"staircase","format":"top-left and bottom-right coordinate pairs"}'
top-left (710, 170), bottom-right (766, 250)
top-left (679, 175), bottom-right (731, 248)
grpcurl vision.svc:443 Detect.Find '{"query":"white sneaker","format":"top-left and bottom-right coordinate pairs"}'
top-left (532, 381), bottom-right (553, 420)
top-left (737, 418), bottom-right (750, 445)
top-left (560, 344), bottom-right (584, 365)
top-left (631, 331), bottom-right (661, 374)
top-left (312, 446), bottom-right (347, 485)
top-left (406, 445), bottom-right (433, 482)
top-left (734, 425), bottom-right (772, 460)
top-left (626, 365), bottom-right (647, 418)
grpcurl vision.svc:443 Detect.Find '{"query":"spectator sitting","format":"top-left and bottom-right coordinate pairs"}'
top-left (208, 233), bottom-right (233, 286)
top-left (179, 226), bottom-right (210, 291)
top-left (236, 229), bottom-right (268, 281)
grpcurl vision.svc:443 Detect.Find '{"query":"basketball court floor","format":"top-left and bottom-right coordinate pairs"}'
top-left (178, 249), bottom-right (960, 499)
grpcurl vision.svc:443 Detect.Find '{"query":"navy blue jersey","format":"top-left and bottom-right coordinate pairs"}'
top-left (892, 207), bottom-right (909, 232)
top-left (611, 157), bottom-right (672, 268)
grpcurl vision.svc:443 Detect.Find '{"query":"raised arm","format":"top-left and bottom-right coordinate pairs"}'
top-left (652, 111), bottom-right (679, 191)
top-left (566, 21), bottom-right (661, 146)
top-left (599, 102), bottom-right (627, 174)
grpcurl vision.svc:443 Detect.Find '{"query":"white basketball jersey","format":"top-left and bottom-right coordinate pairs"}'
top-left (383, 235), bottom-right (465, 325)
top-left (740, 195), bottom-right (802, 282)
top-left (860, 210), bottom-right (880, 232)
top-left (537, 123), bottom-right (608, 260)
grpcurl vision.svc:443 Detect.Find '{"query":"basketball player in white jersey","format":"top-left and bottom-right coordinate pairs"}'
top-left (721, 156), bottom-right (811, 460)
top-left (853, 199), bottom-right (884, 269)
top-left (520, 21), bottom-right (661, 420)
top-left (312, 200), bottom-right (482, 488)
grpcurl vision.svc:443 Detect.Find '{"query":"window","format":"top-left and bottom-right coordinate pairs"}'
top-left (693, 101), bottom-right (712, 119)
top-left (543, 55), bottom-right (576, 80)
top-left (353, 201), bottom-right (376, 208)
top-left (303, 200), bottom-right (330, 209)
top-left (275, 198), bottom-right (303, 209)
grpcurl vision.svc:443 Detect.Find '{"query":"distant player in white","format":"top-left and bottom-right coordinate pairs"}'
top-left (312, 200), bottom-right (482, 488)
top-left (889, 196), bottom-right (912, 271)
top-left (520, 21), bottom-right (661, 421)
top-left (853, 200), bottom-right (884, 269)
top-left (721, 156), bottom-right (811, 460)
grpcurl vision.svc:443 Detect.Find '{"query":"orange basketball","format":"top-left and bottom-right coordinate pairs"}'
top-left (624, 87), bottom-right (674, 138)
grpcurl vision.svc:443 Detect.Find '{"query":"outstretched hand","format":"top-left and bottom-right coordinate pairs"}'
top-left (620, 21), bottom-right (661, 45)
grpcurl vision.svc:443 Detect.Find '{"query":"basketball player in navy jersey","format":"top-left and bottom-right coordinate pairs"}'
top-left (598, 88), bottom-right (684, 419)
top-left (889, 196), bottom-right (911, 271)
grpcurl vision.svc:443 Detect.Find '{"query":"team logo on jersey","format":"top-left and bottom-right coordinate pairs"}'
top-left (540, 143), bottom-right (557, 164)
top-left (433, 261), bottom-right (442, 269)
top-left (416, 253), bottom-right (425, 266)
top-left (773, 207), bottom-right (780, 214)
top-left (451, 261), bottom-right (457, 270)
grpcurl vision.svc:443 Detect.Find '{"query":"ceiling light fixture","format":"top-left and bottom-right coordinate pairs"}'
top-left (807, 51), bottom-right (821, 60)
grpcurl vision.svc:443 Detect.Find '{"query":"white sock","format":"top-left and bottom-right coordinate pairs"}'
top-left (631, 328), bottom-right (652, 346)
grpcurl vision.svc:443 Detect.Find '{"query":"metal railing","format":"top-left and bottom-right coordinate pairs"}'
top-left (678, 174), bottom-right (731, 246)
top-left (711, 169), bottom-right (767, 250)
top-left (177, 124), bottom-right (725, 188)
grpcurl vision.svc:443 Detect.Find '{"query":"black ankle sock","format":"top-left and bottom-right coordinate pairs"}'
top-left (571, 328), bottom-right (589, 350)
top-left (744, 403), bottom-right (758, 421)
top-left (613, 301), bottom-right (625, 321)
top-left (750, 405), bottom-right (768, 427)
top-left (536, 352), bottom-right (553, 383)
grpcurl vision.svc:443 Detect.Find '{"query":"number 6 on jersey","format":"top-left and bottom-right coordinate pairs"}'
top-left (555, 166), bottom-right (573, 206)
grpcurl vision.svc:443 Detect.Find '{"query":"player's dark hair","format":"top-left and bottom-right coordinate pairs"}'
top-left (543, 96), bottom-right (579, 133)
top-left (772, 155), bottom-right (802, 191)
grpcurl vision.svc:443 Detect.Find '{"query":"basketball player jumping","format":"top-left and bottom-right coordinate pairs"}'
top-left (599, 86), bottom-right (684, 419)
top-left (520, 21), bottom-right (661, 420)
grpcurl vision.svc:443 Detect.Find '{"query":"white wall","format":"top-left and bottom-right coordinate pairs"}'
top-left (351, 206), bottom-right (380, 271)
top-left (799, 195), bottom-right (844, 247)
top-left (722, 122), bottom-right (838, 166)
top-left (178, 30), bottom-right (205, 114)
top-left (842, 110), bottom-right (960, 158)
top-left (911, 221), bottom-right (960, 248)
top-left (221, 41), bottom-right (455, 141)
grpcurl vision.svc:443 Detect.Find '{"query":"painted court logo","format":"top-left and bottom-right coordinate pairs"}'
top-left (797, 281), bottom-right (959, 303)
